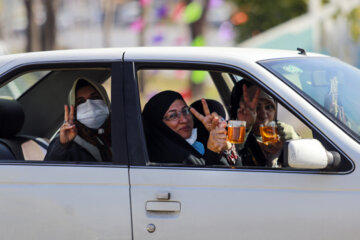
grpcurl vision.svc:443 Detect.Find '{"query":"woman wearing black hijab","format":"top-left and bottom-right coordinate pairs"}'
top-left (142, 90), bottom-right (229, 165)
top-left (230, 80), bottom-right (299, 167)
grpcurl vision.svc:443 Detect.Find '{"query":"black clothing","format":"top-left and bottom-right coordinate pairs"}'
top-left (237, 133), bottom-right (267, 166)
top-left (142, 90), bottom-right (221, 165)
top-left (75, 118), bottom-right (112, 161)
top-left (44, 137), bottom-right (98, 162)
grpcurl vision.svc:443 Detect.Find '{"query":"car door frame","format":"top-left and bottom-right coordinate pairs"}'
top-left (0, 60), bottom-right (132, 239)
top-left (124, 59), bottom-right (360, 240)
top-left (123, 59), bottom-right (354, 172)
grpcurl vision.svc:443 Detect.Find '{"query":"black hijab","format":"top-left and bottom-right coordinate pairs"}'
top-left (142, 90), bottom-right (205, 165)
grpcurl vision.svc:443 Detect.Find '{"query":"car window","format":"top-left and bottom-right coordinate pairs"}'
top-left (0, 71), bottom-right (49, 99)
top-left (259, 57), bottom-right (360, 141)
top-left (137, 66), bottom-right (352, 173)
top-left (0, 68), bottom-right (119, 164)
top-left (138, 69), bottom-right (223, 110)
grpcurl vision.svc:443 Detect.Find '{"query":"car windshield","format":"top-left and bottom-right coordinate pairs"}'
top-left (259, 57), bottom-right (360, 140)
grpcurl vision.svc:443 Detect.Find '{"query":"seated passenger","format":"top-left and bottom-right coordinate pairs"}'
top-left (142, 90), bottom-right (234, 165)
top-left (44, 78), bottom-right (111, 162)
top-left (230, 80), bottom-right (300, 167)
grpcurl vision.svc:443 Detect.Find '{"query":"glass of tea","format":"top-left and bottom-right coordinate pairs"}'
top-left (227, 120), bottom-right (246, 144)
top-left (259, 121), bottom-right (279, 145)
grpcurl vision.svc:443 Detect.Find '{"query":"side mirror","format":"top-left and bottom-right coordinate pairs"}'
top-left (283, 139), bottom-right (341, 169)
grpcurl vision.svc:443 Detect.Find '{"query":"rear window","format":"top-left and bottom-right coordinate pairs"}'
top-left (0, 71), bottom-right (49, 99)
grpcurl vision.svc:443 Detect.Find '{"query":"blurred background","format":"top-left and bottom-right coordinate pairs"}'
top-left (0, 0), bottom-right (359, 67)
top-left (0, 0), bottom-right (360, 104)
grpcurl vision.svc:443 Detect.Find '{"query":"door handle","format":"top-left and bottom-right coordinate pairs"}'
top-left (146, 201), bottom-right (181, 212)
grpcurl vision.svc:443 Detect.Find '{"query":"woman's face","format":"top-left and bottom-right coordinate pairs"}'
top-left (163, 99), bottom-right (194, 139)
top-left (75, 85), bottom-right (101, 106)
top-left (254, 98), bottom-right (276, 129)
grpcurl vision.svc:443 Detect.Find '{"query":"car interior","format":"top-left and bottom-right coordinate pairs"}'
top-left (0, 68), bottom-right (111, 161)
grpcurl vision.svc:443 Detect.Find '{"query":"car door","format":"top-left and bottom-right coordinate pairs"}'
top-left (125, 60), bottom-right (359, 240)
top-left (0, 60), bottom-right (132, 240)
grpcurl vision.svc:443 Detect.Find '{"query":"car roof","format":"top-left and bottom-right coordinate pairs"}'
top-left (0, 48), bottom-right (125, 73)
top-left (0, 47), bottom-right (327, 73)
top-left (123, 47), bottom-right (326, 63)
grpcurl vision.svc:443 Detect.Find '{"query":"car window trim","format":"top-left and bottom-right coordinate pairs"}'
top-left (126, 60), bottom-right (354, 174)
top-left (0, 61), bottom-right (129, 167)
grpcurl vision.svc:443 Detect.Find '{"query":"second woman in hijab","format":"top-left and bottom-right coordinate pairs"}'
top-left (142, 90), bottom-right (234, 166)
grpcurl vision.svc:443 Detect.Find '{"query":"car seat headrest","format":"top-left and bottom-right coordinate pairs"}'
top-left (0, 99), bottom-right (25, 138)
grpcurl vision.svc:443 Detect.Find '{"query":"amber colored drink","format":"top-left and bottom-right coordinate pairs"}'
top-left (227, 126), bottom-right (246, 144)
top-left (259, 126), bottom-right (279, 145)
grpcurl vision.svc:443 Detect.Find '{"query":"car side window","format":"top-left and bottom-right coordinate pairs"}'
top-left (0, 68), bottom-right (119, 164)
top-left (137, 67), bottom-right (352, 173)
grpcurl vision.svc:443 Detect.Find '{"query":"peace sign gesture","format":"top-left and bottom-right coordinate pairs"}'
top-left (237, 84), bottom-right (260, 128)
top-left (59, 105), bottom-right (77, 144)
top-left (190, 98), bottom-right (222, 132)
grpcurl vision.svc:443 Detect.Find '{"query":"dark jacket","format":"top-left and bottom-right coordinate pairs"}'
top-left (44, 137), bottom-right (98, 162)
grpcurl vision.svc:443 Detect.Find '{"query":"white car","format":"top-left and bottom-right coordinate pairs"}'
top-left (0, 47), bottom-right (358, 240)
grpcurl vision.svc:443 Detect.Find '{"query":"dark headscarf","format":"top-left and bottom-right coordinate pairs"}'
top-left (142, 90), bottom-right (204, 165)
top-left (190, 99), bottom-right (226, 147)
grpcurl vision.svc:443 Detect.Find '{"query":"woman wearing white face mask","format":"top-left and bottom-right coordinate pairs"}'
top-left (45, 78), bottom-right (111, 162)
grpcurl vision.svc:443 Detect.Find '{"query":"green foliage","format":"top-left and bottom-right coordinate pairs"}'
top-left (232, 0), bottom-right (307, 42)
top-left (348, 7), bottom-right (360, 42)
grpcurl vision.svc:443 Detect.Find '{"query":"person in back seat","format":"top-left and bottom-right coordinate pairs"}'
top-left (44, 78), bottom-right (111, 162)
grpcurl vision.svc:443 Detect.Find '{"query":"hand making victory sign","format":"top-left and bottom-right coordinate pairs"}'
top-left (60, 105), bottom-right (77, 144)
top-left (237, 84), bottom-right (261, 129)
top-left (190, 98), bottom-right (222, 132)
top-left (190, 99), bottom-right (230, 152)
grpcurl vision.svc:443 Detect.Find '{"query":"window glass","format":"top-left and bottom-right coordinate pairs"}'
top-left (260, 57), bottom-right (360, 140)
top-left (138, 69), bottom-right (223, 110)
top-left (0, 71), bottom-right (49, 99)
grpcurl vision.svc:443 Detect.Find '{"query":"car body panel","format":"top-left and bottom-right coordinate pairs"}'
top-left (0, 165), bottom-right (131, 240)
top-left (130, 167), bottom-right (360, 240)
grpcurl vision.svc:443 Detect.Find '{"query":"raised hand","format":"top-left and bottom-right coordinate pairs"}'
top-left (207, 117), bottom-right (231, 153)
top-left (237, 84), bottom-right (260, 128)
top-left (59, 105), bottom-right (77, 144)
top-left (258, 122), bottom-right (285, 158)
top-left (190, 98), bottom-right (221, 132)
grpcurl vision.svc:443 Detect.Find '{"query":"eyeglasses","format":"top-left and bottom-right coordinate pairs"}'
top-left (163, 107), bottom-right (191, 121)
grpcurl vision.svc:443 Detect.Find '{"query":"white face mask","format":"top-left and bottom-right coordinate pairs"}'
top-left (76, 99), bottom-right (109, 129)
